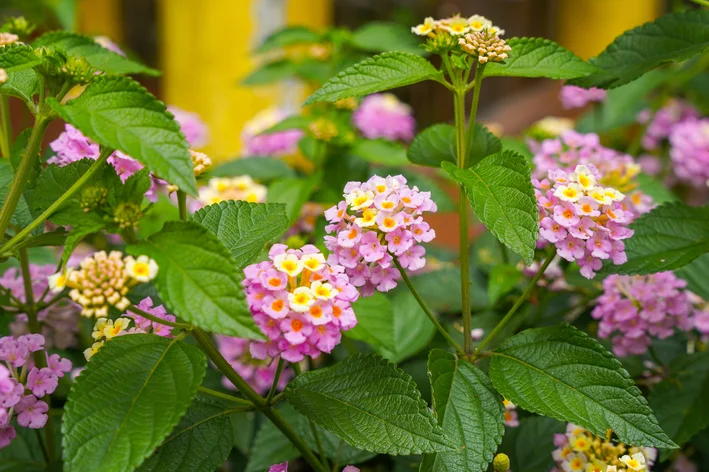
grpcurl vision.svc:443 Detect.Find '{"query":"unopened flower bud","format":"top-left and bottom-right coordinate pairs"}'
top-left (62, 56), bottom-right (95, 84)
top-left (80, 185), bottom-right (108, 212)
top-left (459, 30), bottom-right (511, 63)
top-left (308, 117), bottom-right (338, 142)
top-left (493, 453), bottom-right (510, 472)
top-left (113, 202), bottom-right (144, 229)
top-left (2, 16), bottom-right (36, 37)
top-left (190, 150), bottom-right (211, 177)
top-left (334, 97), bottom-right (358, 110)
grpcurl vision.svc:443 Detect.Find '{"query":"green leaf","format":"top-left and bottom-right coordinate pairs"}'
top-left (676, 253), bottom-right (709, 300)
top-left (267, 175), bottom-right (319, 225)
top-left (190, 200), bottom-right (288, 270)
top-left (304, 52), bottom-right (442, 105)
top-left (350, 139), bottom-right (409, 166)
top-left (0, 160), bottom-right (33, 230)
top-left (569, 10), bottom-right (709, 89)
top-left (256, 26), bottom-right (321, 54)
top-left (48, 75), bottom-right (196, 195)
top-left (489, 323), bottom-right (677, 448)
top-left (62, 334), bottom-right (207, 472)
top-left (607, 203), bottom-right (709, 275)
top-left (0, 44), bottom-right (39, 106)
top-left (33, 31), bottom-right (159, 76)
top-left (498, 416), bottom-right (565, 472)
top-left (0, 426), bottom-right (46, 472)
top-left (649, 351), bottom-right (709, 446)
top-left (442, 151), bottom-right (538, 265)
top-left (285, 353), bottom-right (455, 454)
top-left (348, 293), bottom-right (394, 350)
top-left (0, 43), bottom-right (41, 72)
top-left (209, 157), bottom-right (295, 181)
top-left (241, 59), bottom-right (296, 86)
top-left (487, 264), bottom-right (521, 304)
top-left (258, 115), bottom-right (311, 135)
top-left (245, 411), bottom-right (299, 472)
top-left (350, 22), bottom-right (425, 55)
top-left (137, 396), bottom-right (234, 472)
top-left (421, 350), bottom-right (505, 472)
top-left (407, 123), bottom-right (501, 168)
top-left (483, 37), bottom-right (597, 79)
top-left (635, 173), bottom-right (678, 205)
top-left (128, 221), bottom-right (264, 339)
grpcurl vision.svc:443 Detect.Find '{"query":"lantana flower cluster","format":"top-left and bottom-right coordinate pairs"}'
top-left (552, 423), bottom-right (656, 472)
top-left (353, 94), bottom-right (415, 142)
top-left (270, 463), bottom-right (359, 472)
top-left (668, 118), bottom-right (709, 188)
top-left (0, 334), bottom-right (72, 449)
top-left (243, 244), bottom-right (359, 363)
top-left (241, 108), bottom-right (304, 157)
top-left (198, 176), bottom-right (267, 206)
top-left (56, 251), bottom-right (158, 318)
top-left (1, 265), bottom-right (80, 349)
top-left (167, 106), bottom-right (210, 149)
top-left (532, 131), bottom-right (653, 216)
top-left (638, 99), bottom-right (699, 152)
top-left (503, 399), bottom-right (519, 427)
top-left (559, 85), bottom-right (607, 110)
top-left (534, 164), bottom-right (634, 279)
top-left (324, 175), bottom-right (437, 295)
top-left (592, 273), bottom-right (698, 357)
top-left (215, 336), bottom-right (292, 395)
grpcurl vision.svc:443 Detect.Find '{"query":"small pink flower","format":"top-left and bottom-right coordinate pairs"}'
top-left (559, 85), bottom-right (607, 109)
top-left (15, 396), bottom-right (48, 429)
top-left (26, 368), bottom-right (58, 397)
top-left (353, 94), bottom-right (415, 142)
top-left (269, 461), bottom-right (289, 472)
top-left (0, 425), bottom-right (16, 449)
top-left (46, 354), bottom-right (72, 378)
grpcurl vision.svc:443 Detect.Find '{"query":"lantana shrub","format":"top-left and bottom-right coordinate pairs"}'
top-left (0, 6), bottom-right (708, 472)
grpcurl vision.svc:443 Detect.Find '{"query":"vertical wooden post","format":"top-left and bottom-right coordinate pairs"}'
top-left (78, 0), bottom-right (124, 40)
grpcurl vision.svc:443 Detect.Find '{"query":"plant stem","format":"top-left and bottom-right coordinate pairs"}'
top-left (0, 95), bottom-right (11, 158)
top-left (474, 252), bottom-right (554, 355)
top-left (310, 417), bottom-right (329, 469)
top-left (0, 116), bottom-right (50, 239)
top-left (0, 147), bottom-right (112, 255)
top-left (19, 248), bottom-right (56, 463)
top-left (265, 357), bottom-right (285, 404)
top-left (126, 304), bottom-right (193, 330)
top-left (191, 328), bottom-right (328, 472)
top-left (392, 257), bottom-right (465, 356)
top-left (177, 190), bottom-right (187, 220)
top-left (197, 386), bottom-right (253, 406)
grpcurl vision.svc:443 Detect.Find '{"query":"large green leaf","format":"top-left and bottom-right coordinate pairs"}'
top-left (442, 151), bottom-right (538, 265)
top-left (607, 203), bottom-right (709, 275)
top-left (649, 351), bottom-right (709, 446)
top-left (267, 175), bottom-right (319, 225)
top-left (138, 396), bottom-right (234, 472)
top-left (208, 157), bottom-right (295, 181)
top-left (304, 52), bottom-right (442, 105)
top-left (285, 353), bottom-right (455, 454)
top-left (190, 200), bottom-right (288, 270)
top-left (407, 123), bottom-right (500, 168)
top-left (241, 59), bottom-right (296, 86)
top-left (62, 334), bottom-right (206, 472)
top-left (350, 22), bottom-right (425, 55)
top-left (350, 139), bottom-right (409, 166)
top-left (421, 350), bottom-right (505, 472)
top-left (0, 43), bottom-right (41, 72)
top-left (498, 416), bottom-right (565, 472)
top-left (489, 324), bottom-right (677, 448)
top-left (0, 43), bottom-right (40, 106)
top-left (48, 75), bottom-right (196, 195)
top-left (570, 10), bottom-right (709, 88)
top-left (33, 31), bottom-right (159, 76)
top-left (676, 253), bottom-right (709, 300)
top-left (483, 37), bottom-right (597, 79)
top-left (128, 221), bottom-right (264, 339)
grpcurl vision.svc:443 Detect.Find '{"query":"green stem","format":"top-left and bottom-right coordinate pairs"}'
top-left (126, 304), bottom-right (193, 330)
top-left (0, 147), bottom-right (112, 255)
top-left (191, 328), bottom-right (328, 472)
top-left (310, 417), bottom-right (329, 469)
top-left (177, 190), bottom-right (187, 220)
top-left (474, 252), bottom-right (554, 355)
top-left (0, 116), bottom-right (50, 239)
top-left (19, 248), bottom-right (56, 463)
top-left (197, 386), bottom-right (253, 406)
top-left (392, 257), bottom-right (464, 356)
top-left (0, 95), bottom-right (11, 159)
top-left (265, 357), bottom-right (285, 404)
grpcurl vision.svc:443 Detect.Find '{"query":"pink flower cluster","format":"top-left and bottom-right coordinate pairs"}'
top-left (559, 85), bottom-right (607, 110)
top-left (1, 265), bottom-right (80, 349)
top-left (243, 244), bottom-right (359, 363)
top-left (0, 334), bottom-right (72, 449)
top-left (534, 164), bottom-right (634, 279)
top-left (324, 175), bottom-right (437, 295)
top-left (592, 273), bottom-right (698, 357)
top-left (241, 108), bottom-right (304, 157)
top-left (638, 99), bottom-right (700, 151)
top-left (215, 336), bottom-right (292, 395)
top-left (669, 118), bottom-right (709, 188)
top-left (353, 94), bottom-right (416, 142)
top-left (532, 130), bottom-right (653, 216)
top-left (124, 297), bottom-right (177, 338)
top-left (167, 106), bottom-right (210, 149)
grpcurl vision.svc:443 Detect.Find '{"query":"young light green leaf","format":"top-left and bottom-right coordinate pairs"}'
top-left (489, 323), bottom-right (677, 448)
top-left (483, 37), bottom-right (597, 79)
top-left (285, 353), bottom-right (455, 454)
top-left (48, 75), bottom-right (196, 195)
top-left (256, 26), bottom-right (322, 54)
top-left (570, 10), bottom-right (709, 88)
top-left (649, 351), bottom-right (709, 446)
top-left (190, 200), bottom-right (289, 270)
top-left (676, 253), bottom-right (709, 300)
top-left (303, 52), bottom-right (442, 105)
top-left (137, 396), bottom-right (234, 472)
top-left (33, 31), bottom-right (159, 76)
top-left (606, 203), bottom-right (709, 275)
top-left (421, 350), bottom-right (505, 472)
top-left (241, 59), bottom-right (296, 86)
top-left (442, 151), bottom-right (538, 265)
top-left (351, 139), bottom-right (409, 166)
top-left (408, 123), bottom-right (501, 168)
top-left (497, 416), bottom-right (565, 472)
top-left (209, 157), bottom-right (295, 181)
top-left (62, 334), bottom-right (207, 472)
top-left (128, 221), bottom-right (264, 339)
top-left (350, 22), bottom-right (425, 55)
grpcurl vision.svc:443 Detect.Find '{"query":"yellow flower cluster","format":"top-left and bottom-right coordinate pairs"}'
top-left (198, 176), bottom-right (267, 206)
top-left (411, 14), bottom-right (504, 37)
top-left (84, 317), bottom-right (133, 360)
